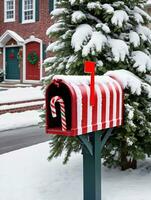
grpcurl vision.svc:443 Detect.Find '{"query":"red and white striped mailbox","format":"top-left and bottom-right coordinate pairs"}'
top-left (46, 75), bottom-right (124, 137)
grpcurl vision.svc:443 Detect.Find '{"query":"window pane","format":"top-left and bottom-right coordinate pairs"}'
top-left (25, 10), bottom-right (33, 20)
top-left (6, 0), bottom-right (14, 10)
top-left (7, 10), bottom-right (14, 19)
top-left (5, 0), bottom-right (14, 20)
top-left (24, 0), bottom-right (33, 10)
top-left (23, 0), bottom-right (34, 21)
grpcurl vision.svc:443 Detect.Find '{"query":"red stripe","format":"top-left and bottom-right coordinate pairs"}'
top-left (92, 86), bottom-right (98, 132)
top-left (61, 107), bottom-right (65, 111)
top-left (108, 75), bottom-right (124, 90)
top-left (121, 89), bottom-right (124, 125)
top-left (51, 104), bottom-right (56, 109)
top-left (79, 84), bottom-right (88, 134)
top-left (98, 83), bottom-right (106, 129)
top-left (108, 75), bottom-right (124, 126)
top-left (68, 83), bottom-right (78, 136)
top-left (62, 121), bottom-right (66, 126)
top-left (51, 110), bottom-right (56, 114)
top-left (51, 98), bottom-right (54, 103)
top-left (107, 82), bottom-right (114, 127)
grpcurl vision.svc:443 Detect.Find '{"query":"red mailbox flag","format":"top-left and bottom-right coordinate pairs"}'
top-left (84, 61), bottom-right (96, 106)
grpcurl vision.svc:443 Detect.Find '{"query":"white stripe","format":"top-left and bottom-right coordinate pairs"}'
top-left (101, 83), bottom-right (110, 129)
top-left (50, 99), bottom-right (56, 117)
top-left (108, 82), bottom-right (117, 127)
top-left (95, 84), bottom-right (102, 130)
top-left (113, 80), bottom-right (123, 125)
top-left (70, 83), bottom-right (82, 135)
top-left (83, 83), bottom-right (92, 133)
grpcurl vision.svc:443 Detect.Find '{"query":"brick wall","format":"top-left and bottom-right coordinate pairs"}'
top-left (0, 0), bottom-right (53, 44)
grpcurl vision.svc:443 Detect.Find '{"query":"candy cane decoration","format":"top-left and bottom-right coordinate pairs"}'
top-left (50, 96), bottom-right (67, 131)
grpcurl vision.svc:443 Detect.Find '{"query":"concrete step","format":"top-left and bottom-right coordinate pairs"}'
top-left (0, 99), bottom-right (44, 115)
top-left (0, 82), bottom-right (42, 88)
top-left (0, 98), bottom-right (44, 106)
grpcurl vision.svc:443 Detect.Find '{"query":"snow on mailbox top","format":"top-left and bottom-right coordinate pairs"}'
top-left (46, 75), bottom-right (124, 137)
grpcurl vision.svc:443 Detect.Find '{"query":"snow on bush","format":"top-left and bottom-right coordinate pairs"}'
top-left (125, 104), bottom-right (136, 128)
top-left (111, 10), bottom-right (129, 27)
top-left (129, 31), bottom-right (140, 47)
top-left (146, 74), bottom-right (151, 84)
top-left (71, 24), bottom-right (93, 52)
top-left (113, 1), bottom-right (124, 7)
top-left (47, 41), bottom-right (65, 52)
top-left (132, 51), bottom-right (151, 73)
top-left (66, 55), bottom-right (78, 69)
top-left (72, 11), bottom-right (86, 23)
top-left (44, 57), bottom-right (57, 72)
top-left (96, 23), bottom-right (111, 33)
top-left (108, 39), bottom-right (129, 62)
top-left (142, 83), bottom-right (151, 98)
top-left (46, 22), bottom-right (65, 36)
top-left (51, 8), bottom-right (68, 17)
top-left (127, 137), bottom-right (134, 146)
top-left (69, 0), bottom-right (77, 5)
top-left (137, 25), bottom-right (151, 42)
top-left (44, 57), bottom-right (57, 65)
top-left (133, 12), bottom-right (144, 23)
top-left (82, 31), bottom-right (107, 56)
top-left (102, 4), bottom-right (114, 14)
top-left (61, 30), bottom-right (73, 40)
top-left (134, 6), bottom-right (151, 21)
top-left (87, 2), bottom-right (102, 10)
top-left (105, 70), bottom-right (142, 95)
top-left (105, 69), bottom-right (151, 98)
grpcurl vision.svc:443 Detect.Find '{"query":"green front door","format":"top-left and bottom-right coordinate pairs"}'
top-left (6, 47), bottom-right (20, 80)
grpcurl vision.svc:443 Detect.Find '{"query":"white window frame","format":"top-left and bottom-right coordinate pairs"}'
top-left (22, 0), bottom-right (35, 24)
top-left (4, 0), bottom-right (15, 22)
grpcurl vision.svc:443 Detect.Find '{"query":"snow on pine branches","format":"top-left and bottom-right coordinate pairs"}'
top-left (45, 2), bottom-right (151, 76)
top-left (82, 31), bottom-right (107, 56)
top-left (72, 11), bottom-right (86, 23)
top-left (105, 70), bottom-right (151, 97)
top-left (111, 10), bottom-right (129, 27)
top-left (71, 24), bottom-right (93, 52)
top-left (132, 51), bottom-right (151, 73)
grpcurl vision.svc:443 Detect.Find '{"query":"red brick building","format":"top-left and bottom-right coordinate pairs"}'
top-left (0, 0), bottom-right (54, 83)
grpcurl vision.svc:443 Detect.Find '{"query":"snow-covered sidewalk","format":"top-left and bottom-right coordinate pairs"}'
top-left (0, 110), bottom-right (41, 132)
top-left (0, 86), bottom-right (44, 104)
top-left (0, 86), bottom-right (44, 131)
top-left (0, 142), bottom-right (150, 200)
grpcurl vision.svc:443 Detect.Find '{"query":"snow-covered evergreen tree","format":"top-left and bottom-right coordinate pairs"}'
top-left (44, 0), bottom-right (151, 170)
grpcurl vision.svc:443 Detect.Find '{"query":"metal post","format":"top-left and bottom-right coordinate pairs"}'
top-left (78, 129), bottom-right (113, 200)
top-left (83, 132), bottom-right (101, 200)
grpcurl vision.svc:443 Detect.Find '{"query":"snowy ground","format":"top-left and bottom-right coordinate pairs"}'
top-left (0, 142), bottom-right (150, 200)
top-left (0, 86), bottom-right (43, 131)
top-left (0, 110), bottom-right (41, 131)
top-left (0, 100), bottom-right (44, 110)
top-left (0, 86), bottom-right (44, 104)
